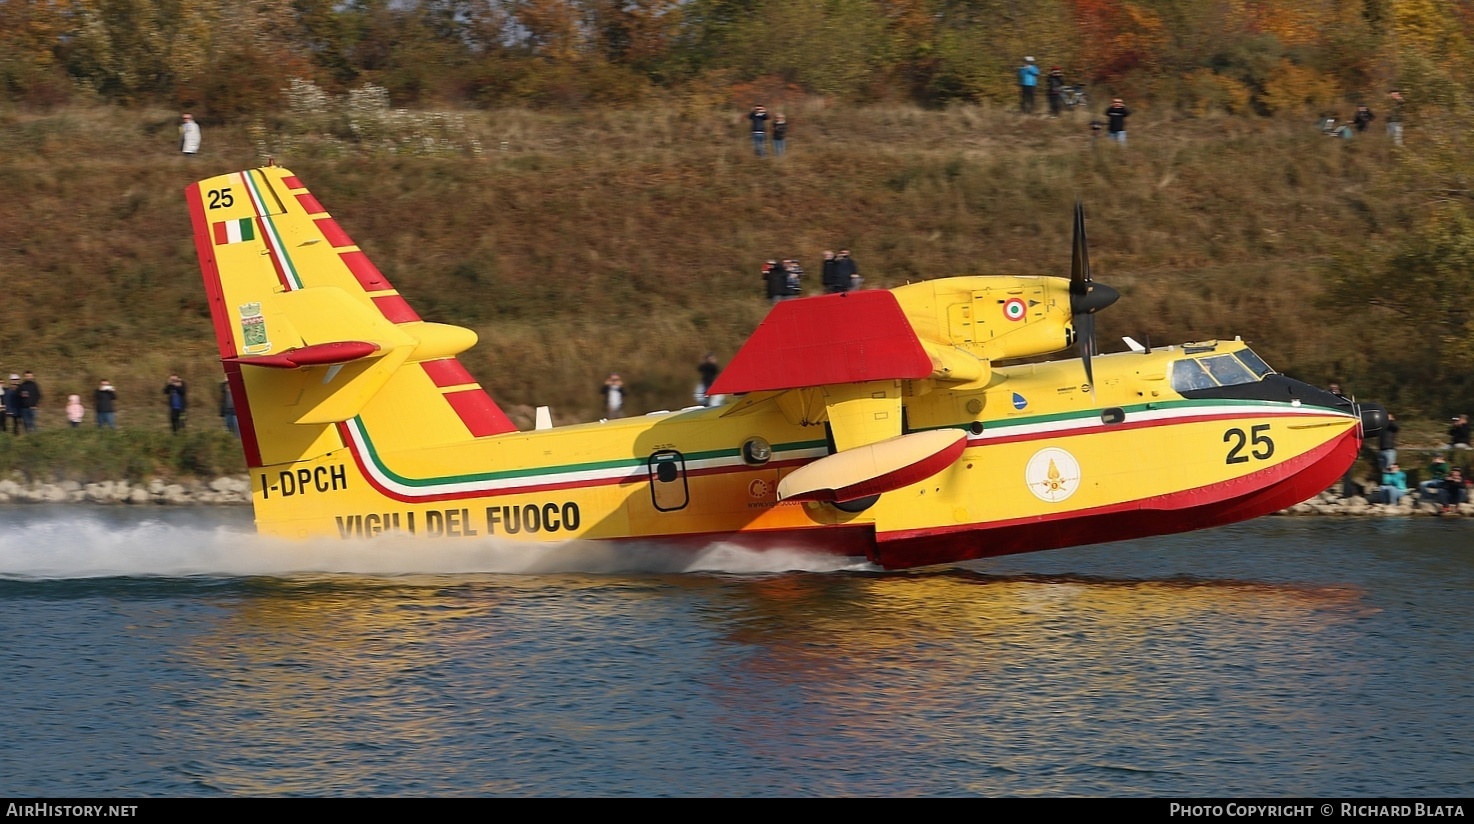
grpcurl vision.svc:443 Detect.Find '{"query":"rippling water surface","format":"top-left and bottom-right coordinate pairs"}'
top-left (1, 507), bottom-right (1470, 797)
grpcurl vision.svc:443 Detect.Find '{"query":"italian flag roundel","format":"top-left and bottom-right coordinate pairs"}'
top-left (213, 218), bottom-right (255, 245)
top-left (1003, 297), bottom-right (1026, 321)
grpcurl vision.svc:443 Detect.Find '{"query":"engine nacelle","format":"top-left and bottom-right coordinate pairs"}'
top-left (892, 276), bottom-right (1076, 367)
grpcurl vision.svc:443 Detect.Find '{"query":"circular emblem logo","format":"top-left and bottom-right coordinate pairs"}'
top-left (748, 478), bottom-right (772, 498)
top-left (1003, 298), bottom-right (1027, 322)
top-left (1026, 447), bottom-right (1081, 503)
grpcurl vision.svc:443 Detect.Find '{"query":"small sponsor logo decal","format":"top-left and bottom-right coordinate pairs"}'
top-left (239, 302), bottom-right (271, 354)
top-left (1012, 392), bottom-right (1028, 410)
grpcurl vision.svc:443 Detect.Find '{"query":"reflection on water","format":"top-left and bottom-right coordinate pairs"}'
top-left (0, 507), bottom-right (1471, 796)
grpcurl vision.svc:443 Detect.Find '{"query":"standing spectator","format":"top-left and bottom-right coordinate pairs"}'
top-left (834, 249), bottom-right (860, 292)
top-left (1378, 412), bottom-right (1400, 473)
top-left (1046, 66), bottom-right (1066, 117)
top-left (763, 259), bottom-right (791, 304)
top-left (784, 258), bottom-right (804, 297)
top-left (94, 379), bottom-right (118, 429)
top-left (3, 375), bottom-right (20, 434)
top-left (220, 377), bottom-right (238, 437)
top-left (179, 113), bottom-right (201, 156)
top-left (1105, 98), bottom-right (1131, 145)
top-left (601, 373), bottom-right (625, 419)
top-left (1450, 413), bottom-right (1471, 449)
top-left (66, 395), bottom-right (84, 428)
top-left (1353, 105), bottom-right (1375, 132)
top-left (17, 370), bottom-right (41, 432)
top-left (748, 105), bottom-right (769, 157)
top-left (695, 353), bottom-right (722, 407)
top-left (821, 250), bottom-right (840, 294)
top-left (164, 373), bottom-right (187, 432)
top-left (772, 114), bottom-right (788, 157)
top-left (1017, 57), bottom-right (1039, 113)
top-left (1386, 90), bottom-right (1405, 146)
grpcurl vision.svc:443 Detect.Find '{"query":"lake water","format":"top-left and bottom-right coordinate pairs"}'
top-left (1, 506), bottom-right (1471, 798)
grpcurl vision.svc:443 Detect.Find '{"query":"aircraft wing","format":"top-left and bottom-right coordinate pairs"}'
top-left (710, 292), bottom-right (969, 503)
top-left (707, 291), bottom-right (934, 395)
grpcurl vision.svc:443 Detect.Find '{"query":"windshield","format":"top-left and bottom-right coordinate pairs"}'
top-left (1170, 353), bottom-right (1265, 393)
top-left (1200, 354), bottom-right (1258, 386)
top-left (1235, 348), bottom-right (1274, 378)
top-left (1170, 359), bottom-right (1217, 392)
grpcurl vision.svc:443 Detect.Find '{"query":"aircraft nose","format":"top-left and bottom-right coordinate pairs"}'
top-left (1070, 282), bottom-right (1119, 315)
top-left (1359, 402), bottom-right (1388, 437)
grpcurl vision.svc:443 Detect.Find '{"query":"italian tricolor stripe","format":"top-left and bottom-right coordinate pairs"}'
top-left (213, 218), bottom-right (255, 245)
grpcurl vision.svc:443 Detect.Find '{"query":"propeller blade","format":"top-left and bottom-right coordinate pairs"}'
top-left (1068, 201), bottom-right (1115, 390)
top-left (1079, 313), bottom-right (1096, 389)
top-left (1070, 200), bottom-right (1090, 289)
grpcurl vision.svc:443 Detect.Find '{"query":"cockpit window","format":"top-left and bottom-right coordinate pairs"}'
top-left (1171, 353), bottom-right (1266, 393)
top-left (1235, 348), bottom-right (1274, 378)
top-left (1200, 354), bottom-right (1258, 387)
top-left (1170, 358), bottom-right (1217, 392)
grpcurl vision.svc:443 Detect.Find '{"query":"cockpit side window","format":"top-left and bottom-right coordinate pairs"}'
top-left (1170, 358), bottom-right (1217, 392)
top-left (1235, 348), bottom-right (1274, 378)
top-left (1201, 354), bottom-right (1258, 387)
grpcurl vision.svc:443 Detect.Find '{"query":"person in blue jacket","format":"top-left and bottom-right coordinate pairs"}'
top-left (1017, 57), bottom-right (1040, 114)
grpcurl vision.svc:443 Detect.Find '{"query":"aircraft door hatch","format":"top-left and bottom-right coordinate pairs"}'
top-left (647, 450), bottom-right (689, 512)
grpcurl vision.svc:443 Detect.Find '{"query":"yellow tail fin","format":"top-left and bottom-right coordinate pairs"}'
top-left (187, 165), bottom-right (517, 469)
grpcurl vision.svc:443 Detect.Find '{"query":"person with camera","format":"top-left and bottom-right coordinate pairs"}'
top-left (1450, 413), bottom-right (1471, 449)
top-left (1439, 467), bottom-right (1469, 512)
top-left (1047, 67), bottom-right (1066, 117)
top-left (1105, 98), bottom-right (1131, 145)
top-left (748, 105), bottom-right (770, 157)
top-left (1017, 57), bottom-right (1039, 113)
top-left (163, 373), bottom-right (187, 433)
top-left (1375, 462), bottom-right (1408, 506)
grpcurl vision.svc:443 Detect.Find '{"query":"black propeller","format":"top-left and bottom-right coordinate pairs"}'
top-left (1068, 201), bottom-right (1119, 389)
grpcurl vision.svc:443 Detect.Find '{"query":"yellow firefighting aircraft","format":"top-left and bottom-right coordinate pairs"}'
top-left (188, 165), bottom-right (1386, 570)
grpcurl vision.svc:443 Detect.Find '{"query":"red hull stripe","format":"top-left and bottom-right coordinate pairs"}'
top-left (295, 192), bottom-right (325, 215)
top-left (340, 250), bottom-right (389, 290)
top-left (315, 217), bottom-right (354, 248)
top-left (372, 294), bottom-right (422, 323)
top-left (444, 389), bottom-right (519, 437)
top-left (422, 358), bottom-right (476, 388)
top-left (874, 428), bottom-right (1358, 569)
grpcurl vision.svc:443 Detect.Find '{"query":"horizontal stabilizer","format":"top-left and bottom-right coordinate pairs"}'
top-left (709, 291), bottom-right (933, 395)
top-left (778, 429), bottom-right (967, 503)
top-left (227, 341), bottom-right (381, 369)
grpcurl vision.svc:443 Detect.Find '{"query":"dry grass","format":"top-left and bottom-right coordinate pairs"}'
top-left (0, 100), bottom-right (1438, 429)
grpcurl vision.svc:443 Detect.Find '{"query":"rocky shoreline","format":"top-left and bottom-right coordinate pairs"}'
top-left (1279, 490), bottom-right (1473, 517)
top-left (0, 477), bottom-right (252, 505)
top-left (0, 478), bottom-right (1467, 517)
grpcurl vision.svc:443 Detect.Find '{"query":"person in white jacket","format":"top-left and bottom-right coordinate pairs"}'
top-left (180, 113), bottom-right (201, 156)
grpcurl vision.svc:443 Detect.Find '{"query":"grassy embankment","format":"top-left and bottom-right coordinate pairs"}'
top-left (0, 102), bottom-right (1443, 482)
